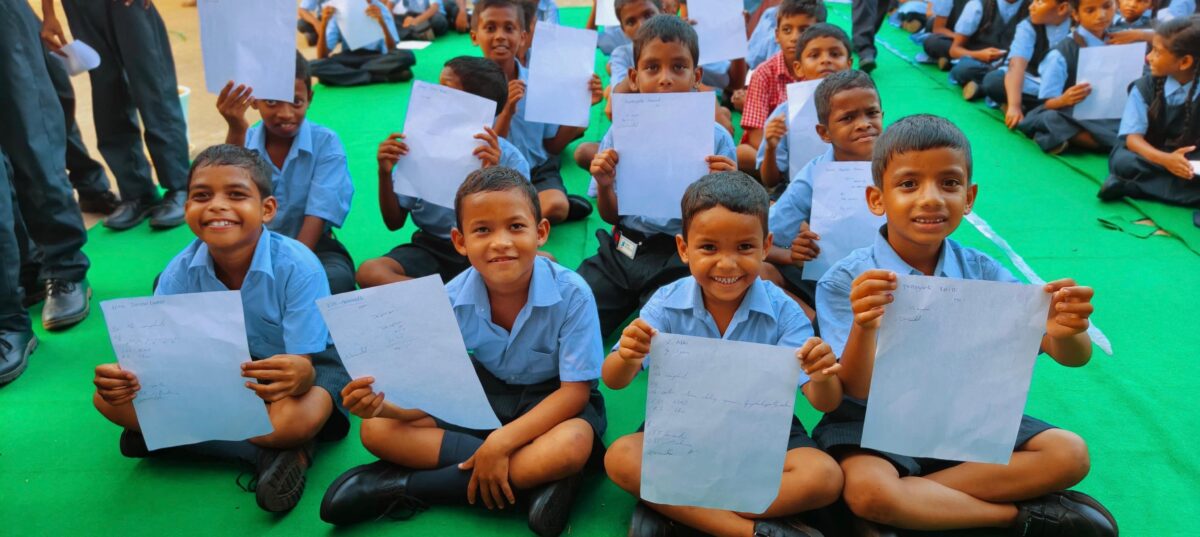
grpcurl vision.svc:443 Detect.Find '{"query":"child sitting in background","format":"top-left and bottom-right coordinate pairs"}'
top-left (311, 0), bottom-right (417, 86)
top-left (948, 0), bottom-right (1030, 101)
top-left (391, 0), bottom-right (450, 41)
top-left (980, 0), bottom-right (1073, 129)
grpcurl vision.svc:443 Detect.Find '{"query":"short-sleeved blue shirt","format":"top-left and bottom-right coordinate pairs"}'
top-left (325, 0), bottom-right (399, 54)
top-left (953, 0), bottom-right (1024, 36)
top-left (1038, 28), bottom-right (1106, 100)
top-left (537, 0), bottom-right (559, 23)
top-left (1000, 18), bottom-right (1072, 96)
top-left (766, 146), bottom-right (836, 249)
top-left (1118, 78), bottom-right (1199, 136)
top-left (754, 102), bottom-right (833, 182)
top-left (609, 43), bottom-right (635, 87)
top-left (246, 120), bottom-right (354, 239)
top-left (747, 6), bottom-right (781, 69)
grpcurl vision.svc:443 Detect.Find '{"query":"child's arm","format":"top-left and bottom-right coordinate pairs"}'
top-left (1003, 57), bottom-right (1029, 129)
top-left (1039, 279), bottom-right (1095, 367)
top-left (39, 0), bottom-right (67, 50)
top-left (542, 74), bottom-right (604, 155)
top-left (1125, 134), bottom-right (1197, 179)
top-left (299, 6), bottom-right (321, 28)
top-left (1043, 83), bottom-right (1091, 110)
top-left (949, 32), bottom-right (1006, 62)
top-left (366, 3), bottom-right (397, 51)
top-left (242, 354), bottom-right (317, 402)
top-left (590, 148), bottom-right (621, 224)
top-left (1106, 29), bottom-right (1153, 45)
top-left (931, 16), bottom-right (953, 37)
top-left (759, 115), bottom-right (787, 187)
top-left (586, 0), bottom-right (598, 30)
top-left (94, 363), bottom-right (140, 406)
top-left (602, 318), bottom-right (655, 389)
top-left (797, 337), bottom-right (843, 412)
top-left (316, 5), bottom-right (336, 59)
top-left (404, 1), bottom-right (440, 27)
top-left (377, 133), bottom-right (412, 230)
top-left (494, 79), bottom-right (524, 138)
top-left (837, 269), bottom-right (896, 399)
top-left (765, 223), bottom-right (820, 268)
top-left (296, 217), bottom-right (326, 250)
top-left (216, 81), bottom-right (253, 146)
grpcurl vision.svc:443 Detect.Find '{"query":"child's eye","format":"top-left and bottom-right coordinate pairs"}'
top-left (738, 243), bottom-right (755, 251)
top-left (474, 226), bottom-right (490, 234)
top-left (190, 192), bottom-right (210, 201)
top-left (510, 223), bottom-right (526, 231)
top-left (899, 180), bottom-right (917, 189)
top-left (699, 244), bottom-right (717, 252)
top-left (942, 178), bottom-right (963, 188)
top-left (229, 192), bottom-right (247, 200)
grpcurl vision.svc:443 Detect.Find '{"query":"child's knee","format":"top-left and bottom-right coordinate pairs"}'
top-left (1033, 429), bottom-right (1091, 486)
top-left (552, 421), bottom-right (594, 472)
top-left (798, 451), bottom-right (845, 505)
top-left (842, 463), bottom-right (904, 524)
top-left (539, 190), bottom-right (569, 222)
top-left (604, 435), bottom-right (643, 489)
top-left (355, 257), bottom-right (402, 287)
top-left (358, 418), bottom-right (395, 456)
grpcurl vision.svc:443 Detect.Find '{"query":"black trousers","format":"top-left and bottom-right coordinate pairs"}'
top-left (576, 229), bottom-right (691, 337)
top-left (43, 44), bottom-right (110, 196)
top-left (1108, 145), bottom-right (1200, 208)
top-left (852, 0), bottom-right (893, 60)
top-left (310, 49), bottom-right (416, 87)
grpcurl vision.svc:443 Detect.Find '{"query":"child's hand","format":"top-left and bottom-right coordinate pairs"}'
top-left (321, 5), bottom-right (337, 25)
top-left (365, 4), bottom-right (385, 23)
top-left (1004, 106), bottom-right (1024, 130)
top-left (378, 133), bottom-right (408, 174)
top-left (1060, 83), bottom-right (1091, 106)
top-left (706, 155), bottom-right (736, 172)
top-left (764, 115), bottom-right (788, 149)
top-left (505, 79), bottom-right (526, 114)
top-left (402, 17), bottom-right (416, 28)
top-left (341, 377), bottom-right (387, 419)
top-left (216, 81), bottom-right (253, 132)
top-left (974, 48), bottom-right (1006, 63)
top-left (1106, 30), bottom-right (1148, 45)
top-left (94, 363), bottom-right (140, 406)
top-left (797, 337), bottom-right (841, 383)
top-left (1158, 146), bottom-right (1197, 179)
top-left (790, 222), bottom-right (821, 266)
top-left (589, 74), bottom-right (604, 105)
top-left (242, 354), bottom-right (315, 403)
top-left (1043, 279), bottom-right (1093, 340)
top-left (473, 126), bottom-right (502, 168)
top-left (850, 269), bottom-right (896, 330)
top-left (617, 318), bottom-right (656, 363)
top-left (460, 433), bottom-right (516, 509)
top-left (40, 15), bottom-right (68, 51)
top-left (590, 149), bottom-right (619, 188)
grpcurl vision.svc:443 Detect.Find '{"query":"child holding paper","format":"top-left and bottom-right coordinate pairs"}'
top-left (813, 115), bottom-right (1117, 536)
top-left (579, 14), bottom-right (738, 337)
top-left (1099, 15), bottom-right (1200, 207)
top-left (92, 145), bottom-right (351, 514)
top-left (1017, 0), bottom-right (1121, 154)
top-left (602, 172), bottom-right (843, 537)
top-left (316, 0), bottom-right (399, 58)
top-left (312, 0), bottom-right (417, 87)
top-left (946, 0), bottom-right (1030, 102)
top-left (474, 0), bottom-right (600, 224)
top-left (321, 167), bottom-right (606, 537)
top-left (980, 0), bottom-right (1074, 129)
top-left (215, 54), bottom-right (356, 295)
top-left (356, 56), bottom-right (531, 288)
top-left (391, 0), bottom-right (450, 41)
top-left (762, 70), bottom-right (881, 317)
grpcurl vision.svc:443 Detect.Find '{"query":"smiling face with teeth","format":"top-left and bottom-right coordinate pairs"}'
top-left (676, 205), bottom-right (773, 319)
top-left (472, 4), bottom-right (527, 69)
top-left (452, 187), bottom-right (549, 295)
top-left (186, 164), bottom-right (277, 256)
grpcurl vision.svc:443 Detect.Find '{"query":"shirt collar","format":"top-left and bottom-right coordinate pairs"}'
top-left (1048, 18), bottom-right (1072, 40)
top-left (246, 120), bottom-right (313, 169)
top-left (771, 52), bottom-right (799, 81)
top-left (662, 276), bottom-right (776, 319)
top-left (871, 227), bottom-right (964, 279)
top-left (1165, 77), bottom-right (1196, 98)
top-left (187, 226), bottom-right (276, 282)
top-left (452, 257), bottom-right (562, 314)
top-left (1078, 27), bottom-right (1107, 47)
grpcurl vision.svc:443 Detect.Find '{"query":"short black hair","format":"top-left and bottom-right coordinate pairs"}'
top-left (680, 171), bottom-right (770, 238)
top-left (795, 23), bottom-right (851, 63)
top-left (778, 0), bottom-right (825, 21)
top-left (633, 14), bottom-right (699, 66)
top-left (473, 0), bottom-right (528, 30)
top-left (871, 114), bottom-right (973, 188)
top-left (295, 51), bottom-right (312, 93)
top-left (518, 0), bottom-right (539, 28)
top-left (615, 0), bottom-right (663, 18)
top-left (454, 166), bottom-right (541, 230)
top-left (187, 144), bottom-right (274, 197)
top-left (814, 69), bottom-right (877, 125)
top-left (445, 56), bottom-right (509, 116)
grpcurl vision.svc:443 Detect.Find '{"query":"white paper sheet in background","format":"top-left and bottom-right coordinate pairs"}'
top-left (198, 0), bottom-right (296, 102)
top-left (101, 292), bottom-right (273, 451)
top-left (317, 276), bottom-right (501, 430)
top-left (396, 40), bottom-right (432, 50)
top-left (785, 79), bottom-right (829, 179)
top-left (596, 0), bottom-right (619, 27)
top-left (862, 276), bottom-right (1051, 464)
top-left (525, 23), bottom-right (598, 127)
top-left (329, 0), bottom-right (386, 51)
top-left (689, 0), bottom-right (749, 65)
top-left (641, 333), bottom-right (806, 513)
top-left (1073, 43), bottom-right (1145, 121)
top-left (802, 162), bottom-right (883, 280)
top-left (52, 41), bottom-right (101, 76)
top-left (1190, 160), bottom-right (1199, 176)
top-left (612, 92), bottom-right (714, 220)
top-left (392, 81), bottom-right (496, 208)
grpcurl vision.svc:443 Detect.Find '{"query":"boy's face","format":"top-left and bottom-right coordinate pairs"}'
top-left (817, 88), bottom-right (883, 161)
top-left (618, 0), bottom-right (661, 39)
top-left (661, 0), bottom-right (680, 15)
top-left (1074, 0), bottom-right (1115, 35)
top-left (1029, 0), bottom-right (1070, 25)
top-left (439, 66), bottom-right (464, 90)
top-left (676, 205), bottom-right (772, 310)
top-left (792, 37), bottom-right (851, 80)
top-left (451, 188), bottom-right (549, 290)
top-left (867, 147), bottom-right (976, 252)
top-left (1147, 35), bottom-right (1192, 78)
top-left (252, 79), bottom-right (311, 139)
top-left (185, 165), bottom-right (276, 252)
top-left (1118, 0), bottom-right (1151, 20)
top-left (629, 38), bottom-right (701, 93)
top-left (472, 5), bottom-right (527, 64)
top-left (776, 13), bottom-right (817, 63)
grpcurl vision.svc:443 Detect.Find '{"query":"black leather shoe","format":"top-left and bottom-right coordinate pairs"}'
top-left (119, 429), bottom-right (150, 458)
top-left (0, 330), bottom-right (38, 386)
top-left (255, 441), bottom-right (315, 513)
top-left (754, 517), bottom-right (825, 537)
top-left (78, 190), bottom-right (120, 215)
top-left (860, 57), bottom-right (877, 73)
top-left (527, 472), bottom-right (583, 536)
top-left (1097, 176), bottom-right (1130, 202)
top-left (628, 502), bottom-right (672, 537)
top-left (1014, 490), bottom-right (1117, 537)
top-left (41, 279), bottom-right (91, 331)
top-left (565, 194), bottom-right (594, 222)
top-left (320, 460), bottom-right (427, 525)
top-left (104, 197), bottom-right (157, 231)
top-left (149, 189), bottom-right (187, 230)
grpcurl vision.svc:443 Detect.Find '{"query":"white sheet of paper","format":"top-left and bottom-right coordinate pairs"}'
top-left (392, 81), bottom-right (496, 208)
top-left (52, 40), bottom-right (101, 76)
top-left (396, 40), bottom-right (432, 50)
top-left (198, 0), bottom-right (296, 102)
top-left (596, 0), bottom-right (619, 27)
top-left (689, 0), bottom-right (749, 64)
top-left (329, 0), bottom-right (386, 51)
top-left (1074, 43), bottom-right (1145, 121)
top-left (1191, 160), bottom-right (1200, 176)
top-left (317, 276), bottom-right (501, 430)
top-left (613, 92), bottom-right (714, 219)
top-left (641, 333), bottom-right (806, 512)
top-left (525, 23), bottom-right (598, 127)
top-left (862, 276), bottom-right (1051, 464)
top-left (100, 292), bottom-right (273, 451)
top-left (785, 80), bottom-right (829, 178)
top-left (803, 162), bottom-right (883, 280)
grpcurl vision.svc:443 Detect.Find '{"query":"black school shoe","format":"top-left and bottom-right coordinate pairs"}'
top-left (527, 472), bottom-right (583, 536)
top-left (565, 194), bottom-right (594, 222)
top-left (1014, 490), bottom-right (1117, 537)
top-left (0, 330), bottom-right (37, 387)
top-left (860, 56), bottom-right (878, 74)
top-left (104, 197), bottom-right (157, 231)
top-left (78, 190), bottom-right (120, 215)
top-left (149, 189), bottom-right (187, 230)
top-left (119, 429), bottom-right (150, 458)
top-left (255, 441), bottom-right (315, 513)
top-left (754, 517), bottom-right (825, 537)
top-left (629, 502), bottom-right (673, 537)
top-left (320, 460), bottom-right (428, 525)
top-left (42, 279), bottom-right (91, 331)
top-left (1097, 176), bottom-right (1131, 202)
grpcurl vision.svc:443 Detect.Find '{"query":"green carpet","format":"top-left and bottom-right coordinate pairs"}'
top-left (1, 6), bottom-right (1195, 535)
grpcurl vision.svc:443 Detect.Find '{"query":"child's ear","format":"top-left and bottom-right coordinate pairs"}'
top-left (628, 67), bottom-right (639, 92)
top-left (1180, 54), bottom-right (1195, 73)
top-left (675, 233), bottom-right (690, 264)
top-left (262, 195), bottom-right (278, 223)
top-left (762, 232), bottom-right (774, 261)
top-left (791, 59), bottom-right (804, 79)
top-left (964, 183), bottom-right (979, 215)
top-left (536, 218), bottom-right (550, 247)
top-left (866, 185), bottom-right (886, 217)
top-left (693, 65), bottom-right (704, 89)
top-left (451, 227), bottom-right (469, 257)
top-left (816, 123), bottom-right (831, 144)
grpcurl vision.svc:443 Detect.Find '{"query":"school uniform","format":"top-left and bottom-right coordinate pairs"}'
top-left (947, 0), bottom-right (1030, 88)
top-left (537, 0), bottom-right (560, 23)
top-left (245, 120), bottom-right (356, 294)
top-left (510, 63), bottom-right (570, 196)
top-left (380, 139), bottom-right (530, 283)
top-left (392, 0), bottom-right (450, 40)
top-left (741, 52), bottom-right (801, 136)
top-left (1108, 11), bottom-right (1152, 32)
top-left (1105, 75), bottom-right (1200, 207)
top-left (1159, 0), bottom-right (1197, 20)
top-left (747, 6), bottom-right (780, 69)
top-left (156, 228), bottom-right (351, 442)
top-left (608, 43), bottom-right (634, 88)
top-left (754, 103), bottom-right (832, 193)
top-left (981, 17), bottom-right (1072, 110)
top-left (811, 228), bottom-right (1055, 476)
top-left (576, 122), bottom-right (737, 337)
top-left (923, 0), bottom-right (970, 61)
top-left (311, 1), bottom-right (416, 87)
top-left (598, 25), bottom-right (632, 56)
top-left (1018, 29), bottom-right (1121, 152)
top-left (443, 256), bottom-right (606, 439)
top-left (765, 146), bottom-right (836, 307)
top-left (298, 0), bottom-right (330, 44)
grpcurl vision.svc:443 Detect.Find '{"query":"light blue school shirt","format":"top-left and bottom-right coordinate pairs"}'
top-left (815, 228), bottom-right (1017, 357)
top-left (598, 25), bottom-right (632, 55)
top-left (1161, 0), bottom-right (1196, 20)
top-left (446, 257), bottom-right (603, 385)
top-left (325, 0), bottom-right (400, 54)
top-left (538, 0), bottom-right (560, 23)
top-left (766, 146), bottom-right (835, 249)
top-left (609, 43), bottom-right (634, 87)
top-left (931, 0), bottom-right (954, 17)
top-left (400, 0), bottom-right (447, 15)
top-left (1118, 78), bottom-right (1200, 136)
top-left (954, 0), bottom-right (1024, 36)
top-left (156, 228), bottom-right (332, 358)
top-left (1002, 18), bottom-right (1072, 96)
top-left (510, 63), bottom-right (560, 168)
top-left (754, 102), bottom-right (832, 180)
top-left (300, 0), bottom-right (329, 14)
top-left (593, 122), bottom-right (737, 236)
top-left (633, 276), bottom-right (815, 375)
top-left (1038, 28), bottom-right (1106, 99)
top-left (747, 6), bottom-right (781, 69)
top-left (396, 136), bottom-right (531, 239)
top-left (1109, 11), bottom-right (1151, 30)
top-left (245, 120), bottom-right (353, 240)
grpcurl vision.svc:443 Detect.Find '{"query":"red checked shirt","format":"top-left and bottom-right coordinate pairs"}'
top-left (740, 51), bottom-right (801, 133)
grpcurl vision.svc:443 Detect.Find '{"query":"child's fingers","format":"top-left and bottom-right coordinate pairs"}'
top-left (246, 381), bottom-right (288, 401)
top-left (1042, 278), bottom-right (1077, 293)
top-left (340, 377), bottom-right (375, 398)
top-left (822, 362), bottom-right (843, 376)
top-left (850, 278), bottom-right (897, 300)
top-left (94, 376), bottom-right (134, 390)
top-left (465, 473), bottom-right (478, 506)
top-left (851, 269), bottom-right (895, 287)
top-left (1056, 301), bottom-right (1094, 318)
top-left (852, 294), bottom-right (893, 314)
top-left (854, 307), bottom-right (887, 325)
top-left (1053, 315), bottom-right (1090, 331)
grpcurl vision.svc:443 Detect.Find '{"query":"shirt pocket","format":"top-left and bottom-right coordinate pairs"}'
top-left (519, 349), bottom-right (558, 382)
